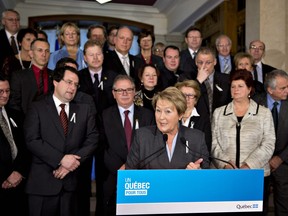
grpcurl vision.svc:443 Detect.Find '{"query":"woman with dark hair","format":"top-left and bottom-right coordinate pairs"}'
top-left (134, 64), bottom-right (161, 111)
top-left (211, 69), bottom-right (275, 215)
top-left (1, 28), bottom-right (37, 79)
top-left (136, 29), bottom-right (163, 68)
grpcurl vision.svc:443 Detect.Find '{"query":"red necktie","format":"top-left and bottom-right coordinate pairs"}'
top-left (60, 104), bottom-right (68, 136)
top-left (124, 110), bottom-right (132, 151)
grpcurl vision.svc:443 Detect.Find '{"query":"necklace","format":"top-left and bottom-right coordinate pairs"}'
top-left (143, 92), bottom-right (154, 100)
top-left (18, 51), bottom-right (32, 69)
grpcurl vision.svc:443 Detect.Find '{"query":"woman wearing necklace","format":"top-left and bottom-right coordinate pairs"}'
top-left (134, 64), bottom-right (160, 111)
top-left (175, 80), bottom-right (212, 152)
top-left (1, 28), bottom-right (36, 80)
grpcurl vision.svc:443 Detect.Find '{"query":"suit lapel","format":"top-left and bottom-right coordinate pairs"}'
top-left (68, 102), bottom-right (78, 136)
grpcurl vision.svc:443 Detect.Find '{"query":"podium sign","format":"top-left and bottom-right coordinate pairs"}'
top-left (116, 169), bottom-right (264, 215)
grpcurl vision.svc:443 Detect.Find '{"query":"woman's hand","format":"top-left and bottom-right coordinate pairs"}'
top-left (186, 158), bottom-right (203, 170)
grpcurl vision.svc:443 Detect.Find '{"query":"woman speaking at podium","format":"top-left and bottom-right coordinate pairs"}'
top-left (125, 87), bottom-right (209, 170)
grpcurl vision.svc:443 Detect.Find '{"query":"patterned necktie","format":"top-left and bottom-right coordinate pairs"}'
top-left (10, 35), bottom-right (18, 54)
top-left (60, 104), bottom-right (68, 136)
top-left (223, 57), bottom-right (230, 74)
top-left (271, 101), bottom-right (279, 133)
top-left (192, 51), bottom-right (197, 59)
top-left (124, 110), bottom-right (132, 151)
top-left (122, 56), bottom-right (130, 76)
top-left (0, 107), bottom-right (17, 159)
top-left (204, 79), bottom-right (213, 116)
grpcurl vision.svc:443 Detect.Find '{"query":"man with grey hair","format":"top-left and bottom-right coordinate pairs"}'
top-left (254, 69), bottom-right (288, 216)
top-left (214, 34), bottom-right (235, 74)
top-left (0, 9), bottom-right (20, 68)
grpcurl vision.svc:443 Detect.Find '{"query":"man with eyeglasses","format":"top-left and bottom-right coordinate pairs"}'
top-left (99, 74), bottom-right (154, 216)
top-left (8, 38), bottom-right (53, 115)
top-left (179, 26), bottom-right (203, 80)
top-left (248, 40), bottom-right (276, 83)
top-left (24, 66), bottom-right (98, 216)
top-left (0, 75), bottom-right (30, 215)
top-left (195, 47), bottom-right (231, 120)
top-left (214, 34), bottom-right (235, 74)
top-left (0, 9), bottom-right (21, 68)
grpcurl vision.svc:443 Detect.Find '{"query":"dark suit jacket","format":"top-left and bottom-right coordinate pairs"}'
top-left (0, 29), bottom-right (15, 69)
top-left (8, 67), bottom-right (53, 114)
top-left (103, 50), bottom-right (141, 88)
top-left (179, 49), bottom-right (198, 80)
top-left (158, 65), bottom-right (183, 90)
top-left (253, 94), bottom-right (288, 163)
top-left (78, 67), bottom-right (117, 113)
top-left (214, 55), bottom-right (235, 74)
top-left (253, 62), bottom-right (276, 83)
top-left (24, 95), bottom-right (98, 195)
top-left (126, 125), bottom-right (209, 169)
top-left (196, 72), bottom-right (232, 117)
top-left (0, 107), bottom-right (29, 184)
top-left (135, 53), bottom-right (163, 69)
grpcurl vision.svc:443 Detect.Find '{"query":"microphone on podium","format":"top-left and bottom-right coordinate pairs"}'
top-left (180, 137), bottom-right (235, 169)
top-left (137, 134), bottom-right (168, 169)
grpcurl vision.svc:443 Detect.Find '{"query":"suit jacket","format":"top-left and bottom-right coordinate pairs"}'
top-left (158, 65), bottom-right (183, 90)
top-left (126, 125), bottom-right (209, 169)
top-left (8, 67), bottom-right (53, 114)
top-left (196, 72), bottom-right (232, 117)
top-left (253, 62), bottom-right (276, 83)
top-left (102, 105), bottom-right (155, 175)
top-left (135, 53), bottom-right (163, 69)
top-left (103, 50), bottom-right (141, 88)
top-left (214, 55), bottom-right (235, 74)
top-left (0, 107), bottom-right (30, 184)
top-left (0, 29), bottom-right (15, 68)
top-left (179, 49), bottom-right (198, 80)
top-left (253, 93), bottom-right (288, 163)
top-left (78, 67), bottom-right (117, 113)
top-left (24, 95), bottom-right (98, 195)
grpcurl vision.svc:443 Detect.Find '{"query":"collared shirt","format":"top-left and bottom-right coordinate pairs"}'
top-left (89, 68), bottom-right (102, 83)
top-left (5, 30), bottom-right (19, 51)
top-left (118, 104), bottom-right (134, 128)
top-left (31, 64), bottom-right (49, 94)
top-left (219, 55), bottom-right (231, 73)
top-left (53, 95), bottom-right (70, 117)
top-left (188, 48), bottom-right (198, 59)
top-left (267, 93), bottom-right (281, 113)
top-left (115, 49), bottom-right (130, 67)
top-left (255, 62), bottom-right (263, 83)
top-left (166, 132), bottom-right (178, 162)
top-left (182, 107), bottom-right (200, 127)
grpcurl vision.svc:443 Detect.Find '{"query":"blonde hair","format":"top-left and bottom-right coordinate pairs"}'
top-left (175, 80), bottom-right (201, 102)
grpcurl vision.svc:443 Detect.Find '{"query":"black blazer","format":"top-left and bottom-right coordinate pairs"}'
top-left (0, 29), bottom-right (15, 68)
top-left (8, 67), bottom-right (53, 114)
top-left (125, 125), bottom-right (210, 169)
top-left (179, 49), bottom-right (198, 80)
top-left (135, 53), bottom-right (163, 69)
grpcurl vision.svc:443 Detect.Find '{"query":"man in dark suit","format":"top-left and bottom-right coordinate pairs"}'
top-left (24, 66), bottom-right (98, 216)
top-left (96, 75), bottom-right (154, 216)
top-left (0, 9), bottom-right (20, 68)
top-left (8, 38), bottom-right (52, 114)
top-left (179, 26), bottom-right (203, 80)
top-left (248, 40), bottom-right (276, 83)
top-left (0, 75), bottom-right (30, 215)
top-left (103, 26), bottom-right (141, 88)
top-left (214, 34), bottom-right (235, 74)
top-left (195, 47), bottom-right (231, 119)
top-left (253, 70), bottom-right (288, 216)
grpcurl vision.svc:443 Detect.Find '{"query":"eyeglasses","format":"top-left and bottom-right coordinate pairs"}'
top-left (5, 18), bottom-right (20, 22)
top-left (113, 88), bottom-right (135, 94)
top-left (61, 79), bottom-right (80, 88)
top-left (0, 89), bottom-right (10, 95)
top-left (196, 61), bottom-right (213, 66)
top-left (183, 93), bottom-right (196, 99)
top-left (249, 45), bottom-right (264, 51)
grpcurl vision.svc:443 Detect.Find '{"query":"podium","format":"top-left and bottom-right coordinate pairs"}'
top-left (116, 169), bottom-right (264, 215)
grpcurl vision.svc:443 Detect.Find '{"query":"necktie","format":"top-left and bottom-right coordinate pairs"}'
top-left (271, 101), bottom-right (279, 133)
top-left (223, 57), bottom-right (230, 74)
top-left (0, 107), bottom-right (17, 160)
top-left (253, 65), bottom-right (258, 81)
top-left (204, 79), bottom-right (213, 116)
top-left (124, 110), bottom-right (132, 151)
top-left (122, 56), bottom-right (130, 75)
top-left (60, 104), bottom-right (68, 136)
top-left (10, 35), bottom-right (18, 54)
top-left (192, 51), bottom-right (197, 59)
top-left (38, 70), bottom-right (44, 95)
top-left (93, 73), bottom-right (100, 101)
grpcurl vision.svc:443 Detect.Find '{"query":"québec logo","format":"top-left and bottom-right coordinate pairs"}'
top-left (124, 178), bottom-right (150, 196)
top-left (236, 203), bottom-right (259, 209)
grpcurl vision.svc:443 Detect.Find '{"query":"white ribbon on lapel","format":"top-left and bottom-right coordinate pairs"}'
top-left (135, 119), bottom-right (139, 129)
top-left (185, 140), bottom-right (189, 154)
top-left (9, 118), bottom-right (17, 127)
top-left (98, 81), bottom-right (103, 90)
top-left (70, 113), bottom-right (76, 123)
top-left (215, 84), bottom-right (223, 92)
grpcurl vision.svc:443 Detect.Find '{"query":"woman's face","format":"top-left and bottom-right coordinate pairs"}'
top-left (179, 86), bottom-right (197, 110)
top-left (141, 66), bottom-right (158, 90)
top-left (20, 33), bottom-right (36, 52)
top-left (237, 57), bottom-right (253, 72)
top-left (140, 35), bottom-right (153, 50)
top-left (61, 26), bottom-right (79, 46)
top-left (155, 98), bottom-right (182, 135)
top-left (231, 79), bottom-right (251, 101)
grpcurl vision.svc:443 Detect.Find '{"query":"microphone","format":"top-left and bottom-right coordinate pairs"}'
top-left (180, 137), bottom-right (235, 169)
top-left (136, 134), bottom-right (168, 169)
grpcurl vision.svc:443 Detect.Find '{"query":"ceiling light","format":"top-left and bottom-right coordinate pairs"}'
top-left (96, 0), bottom-right (112, 4)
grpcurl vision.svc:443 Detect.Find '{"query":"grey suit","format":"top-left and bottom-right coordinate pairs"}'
top-left (126, 125), bottom-right (209, 169)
